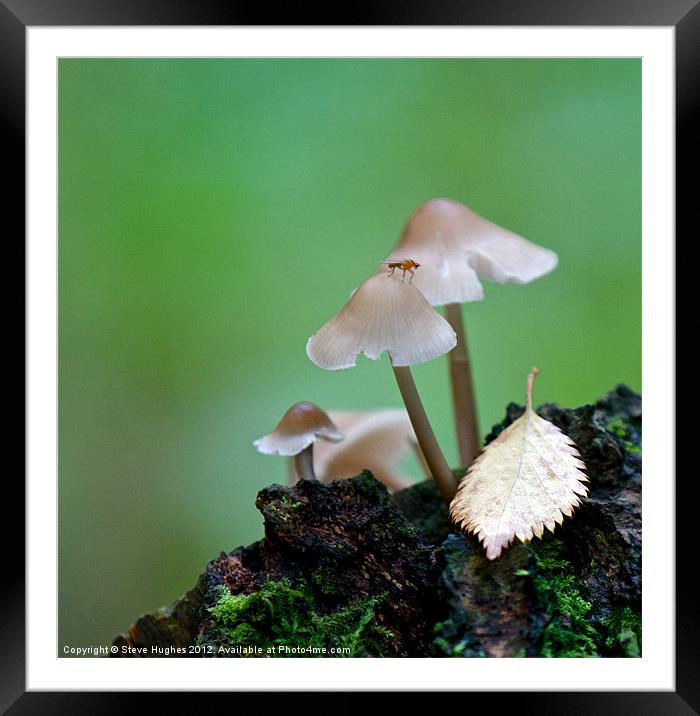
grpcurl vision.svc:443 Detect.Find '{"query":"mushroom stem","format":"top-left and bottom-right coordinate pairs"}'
top-left (287, 458), bottom-right (297, 485)
top-left (391, 364), bottom-right (457, 502)
top-left (412, 442), bottom-right (432, 480)
top-left (294, 444), bottom-right (316, 481)
top-left (445, 303), bottom-right (480, 468)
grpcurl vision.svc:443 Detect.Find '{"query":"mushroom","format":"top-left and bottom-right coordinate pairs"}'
top-left (306, 272), bottom-right (457, 501)
top-left (253, 402), bottom-right (344, 481)
top-left (291, 408), bottom-right (427, 491)
top-left (383, 198), bottom-right (558, 467)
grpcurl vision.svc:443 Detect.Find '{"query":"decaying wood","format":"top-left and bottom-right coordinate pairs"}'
top-left (113, 385), bottom-right (641, 658)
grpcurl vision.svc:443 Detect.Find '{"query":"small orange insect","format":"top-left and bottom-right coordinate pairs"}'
top-left (380, 258), bottom-right (422, 283)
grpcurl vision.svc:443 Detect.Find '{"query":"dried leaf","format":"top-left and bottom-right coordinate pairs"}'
top-left (450, 368), bottom-right (588, 559)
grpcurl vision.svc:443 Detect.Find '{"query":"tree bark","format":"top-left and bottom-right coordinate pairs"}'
top-left (113, 385), bottom-right (641, 658)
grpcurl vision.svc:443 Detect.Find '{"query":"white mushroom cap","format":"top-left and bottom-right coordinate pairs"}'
top-left (306, 272), bottom-right (457, 370)
top-left (299, 409), bottom-right (418, 491)
top-left (382, 198), bottom-right (558, 306)
top-left (253, 402), bottom-right (344, 457)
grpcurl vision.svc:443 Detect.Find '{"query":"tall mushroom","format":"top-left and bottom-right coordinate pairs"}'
top-left (306, 272), bottom-right (457, 501)
top-left (383, 198), bottom-right (558, 467)
top-left (253, 402), bottom-right (344, 481)
top-left (292, 408), bottom-right (425, 492)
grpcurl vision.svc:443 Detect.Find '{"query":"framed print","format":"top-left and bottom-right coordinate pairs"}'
top-left (8, 0), bottom-right (690, 711)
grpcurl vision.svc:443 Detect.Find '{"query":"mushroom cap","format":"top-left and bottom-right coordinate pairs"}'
top-left (311, 409), bottom-right (417, 490)
top-left (306, 272), bottom-right (457, 370)
top-left (382, 198), bottom-right (558, 306)
top-left (253, 401), bottom-right (344, 457)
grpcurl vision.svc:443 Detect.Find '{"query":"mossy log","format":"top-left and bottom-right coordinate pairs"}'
top-left (112, 386), bottom-right (641, 658)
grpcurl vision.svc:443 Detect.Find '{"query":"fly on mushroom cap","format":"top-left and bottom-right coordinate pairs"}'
top-left (306, 272), bottom-right (456, 370)
top-left (253, 402), bottom-right (343, 457)
top-left (382, 197), bottom-right (558, 306)
top-left (384, 197), bottom-right (559, 469)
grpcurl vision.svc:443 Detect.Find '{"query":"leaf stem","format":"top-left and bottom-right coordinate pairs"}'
top-left (526, 367), bottom-right (540, 413)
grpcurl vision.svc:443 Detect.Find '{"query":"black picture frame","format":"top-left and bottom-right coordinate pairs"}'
top-left (6, 0), bottom-right (689, 712)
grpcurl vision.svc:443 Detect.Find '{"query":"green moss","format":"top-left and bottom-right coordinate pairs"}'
top-left (607, 418), bottom-right (626, 439)
top-left (199, 578), bottom-right (394, 657)
top-left (277, 495), bottom-right (302, 508)
top-left (431, 618), bottom-right (486, 658)
top-left (600, 606), bottom-right (642, 657)
top-left (309, 565), bottom-right (344, 596)
top-left (531, 540), bottom-right (642, 658)
top-left (607, 418), bottom-right (641, 455)
top-left (533, 541), bottom-right (599, 657)
top-left (431, 541), bottom-right (641, 659)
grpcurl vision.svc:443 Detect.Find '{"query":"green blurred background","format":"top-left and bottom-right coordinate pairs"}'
top-left (58, 59), bottom-right (640, 650)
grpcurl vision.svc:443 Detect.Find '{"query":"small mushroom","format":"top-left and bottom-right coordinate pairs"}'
top-left (384, 198), bottom-right (558, 467)
top-left (306, 272), bottom-right (457, 501)
top-left (253, 402), bottom-right (344, 481)
top-left (291, 408), bottom-right (426, 492)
